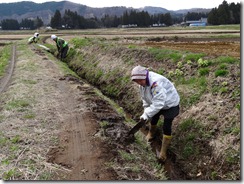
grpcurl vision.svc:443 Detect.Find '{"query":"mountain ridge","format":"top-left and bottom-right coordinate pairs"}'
top-left (0, 1), bottom-right (211, 25)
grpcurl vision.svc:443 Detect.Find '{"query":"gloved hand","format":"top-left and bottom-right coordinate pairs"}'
top-left (140, 113), bottom-right (148, 121)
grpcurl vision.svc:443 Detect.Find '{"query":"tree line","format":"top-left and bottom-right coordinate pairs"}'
top-left (207, 1), bottom-right (240, 25)
top-left (0, 0), bottom-right (240, 30)
top-left (50, 9), bottom-right (175, 29)
top-left (0, 17), bottom-right (43, 30)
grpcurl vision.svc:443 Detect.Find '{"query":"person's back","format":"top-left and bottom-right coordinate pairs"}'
top-left (28, 36), bottom-right (35, 44)
top-left (140, 71), bottom-right (179, 109)
top-left (28, 33), bottom-right (39, 44)
top-left (131, 65), bottom-right (180, 161)
top-left (56, 37), bottom-right (68, 49)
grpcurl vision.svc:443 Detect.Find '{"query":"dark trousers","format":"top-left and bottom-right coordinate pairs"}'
top-left (60, 45), bottom-right (69, 59)
top-left (150, 105), bottom-right (179, 136)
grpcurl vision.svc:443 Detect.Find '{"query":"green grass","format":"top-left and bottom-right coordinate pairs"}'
top-left (206, 24), bottom-right (240, 30)
top-left (38, 171), bottom-right (53, 180)
top-left (100, 121), bottom-right (109, 128)
top-left (198, 68), bottom-right (210, 76)
top-left (23, 112), bottom-right (36, 119)
top-left (2, 168), bottom-right (21, 180)
top-left (156, 68), bottom-right (165, 75)
top-left (182, 142), bottom-right (195, 158)
top-left (0, 114), bottom-right (5, 122)
top-left (70, 37), bottom-right (92, 48)
top-left (118, 150), bottom-right (137, 162)
top-left (219, 63), bottom-right (228, 69)
top-left (0, 135), bottom-right (8, 146)
top-left (175, 118), bottom-right (211, 160)
top-left (11, 135), bottom-right (20, 144)
top-left (19, 61), bottom-right (38, 72)
top-left (148, 48), bottom-right (183, 62)
top-left (5, 99), bottom-right (30, 111)
top-left (184, 53), bottom-right (206, 62)
top-left (128, 44), bottom-right (137, 49)
top-left (215, 69), bottom-right (229, 77)
top-left (21, 79), bottom-right (37, 85)
top-left (225, 148), bottom-right (240, 164)
top-left (169, 52), bottom-right (182, 62)
top-left (179, 118), bottom-right (197, 131)
top-left (177, 76), bottom-right (207, 108)
top-left (214, 56), bottom-right (239, 64)
top-left (56, 60), bottom-right (80, 79)
top-left (0, 45), bottom-right (11, 77)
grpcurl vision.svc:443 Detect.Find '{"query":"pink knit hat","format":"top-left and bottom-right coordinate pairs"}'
top-left (131, 65), bottom-right (147, 80)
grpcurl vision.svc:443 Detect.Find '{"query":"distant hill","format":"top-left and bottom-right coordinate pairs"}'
top-left (174, 8), bottom-right (212, 14)
top-left (139, 6), bottom-right (170, 14)
top-left (0, 1), bottom-right (211, 25)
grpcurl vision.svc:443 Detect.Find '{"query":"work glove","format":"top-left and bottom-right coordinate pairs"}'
top-left (140, 113), bottom-right (148, 121)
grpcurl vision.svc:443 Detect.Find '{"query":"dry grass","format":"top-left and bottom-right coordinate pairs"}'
top-left (0, 41), bottom-right (69, 180)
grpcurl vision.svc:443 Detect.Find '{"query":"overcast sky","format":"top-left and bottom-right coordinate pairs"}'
top-left (0, 0), bottom-right (241, 10)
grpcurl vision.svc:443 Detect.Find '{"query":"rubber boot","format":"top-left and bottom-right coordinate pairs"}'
top-left (146, 125), bottom-right (157, 142)
top-left (159, 134), bottom-right (172, 161)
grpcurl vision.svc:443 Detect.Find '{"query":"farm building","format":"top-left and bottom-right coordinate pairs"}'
top-left (181, 17), bottom-right (208, 27)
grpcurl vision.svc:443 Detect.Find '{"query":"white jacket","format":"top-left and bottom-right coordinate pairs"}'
top-left (140, 71), bottom-right (180, 118)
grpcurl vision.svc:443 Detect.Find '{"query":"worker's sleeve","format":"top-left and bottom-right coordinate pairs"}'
top-left (144, 84), bottom-right (166, 118)
top-left (142, 98), bottom-right (149, 108)
top-left (59, 40), bottom-right (64, 50)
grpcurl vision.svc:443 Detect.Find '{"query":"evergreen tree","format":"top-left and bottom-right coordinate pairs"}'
top-left (138, 11), bottom-right (150, 27)
top-left (50, 10), bottom-right (62, 28)
top-left (207, 0), bottom-right (240, 25)
top-left (208, 8), bottom-right (219, 25)
top-left (185, 12), bottom-right (208, 21)
top-left (217, 0), bottom-right (231, 24)
top-left (229, 2), bottom-right (240, 24)
top-left (1, 19), bottom-right (19, 30)
top-left (20, 18), bottom-right (34, 29)
top-left (122, 11), bottom-right (129, 25)
top-left (164, 13), bottom-right (173, 26)
top-left (34, 16), bottom-right (43, 28)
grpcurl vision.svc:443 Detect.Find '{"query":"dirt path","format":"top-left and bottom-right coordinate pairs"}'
top-left (0, 42), bottom-right (116, 180)
top-left (28, 46), bottom-right (117, 180)
top-left (46, 79), bottom-right (115, 180)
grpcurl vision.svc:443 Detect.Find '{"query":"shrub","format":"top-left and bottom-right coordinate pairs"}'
top-left (177, 61), bottom-right (183, 68)
top-left (175, 69), bottom-right (183, 76)
top-left (186, 60), bottom-right (192, 65)
top-left (197, 58), bottom-right (209, 67)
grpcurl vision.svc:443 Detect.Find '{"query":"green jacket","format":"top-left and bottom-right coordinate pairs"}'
top-left (28, 36), bottom-right (38, 43)
top-left (56, 37), bottom-right (68, 52)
